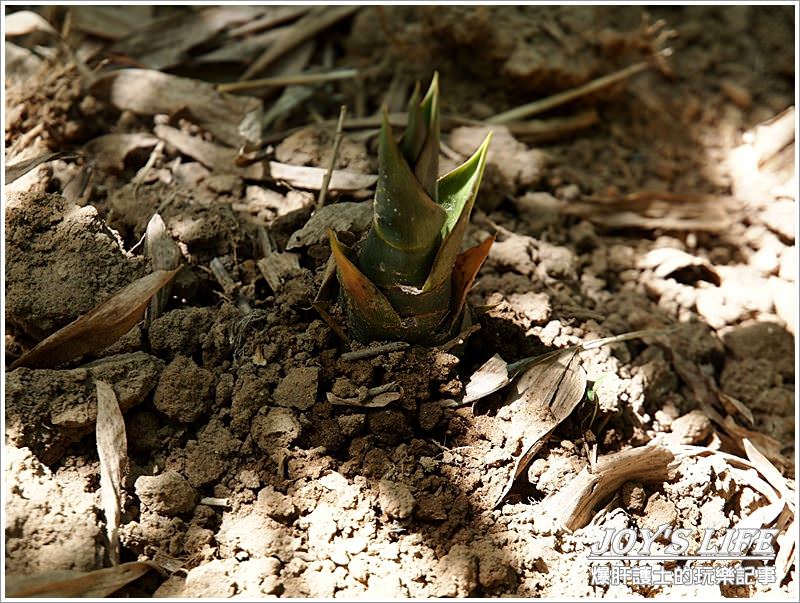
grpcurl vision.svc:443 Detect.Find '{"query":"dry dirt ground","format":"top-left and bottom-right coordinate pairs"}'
top-left (3, 5), bottom-right (798, 599)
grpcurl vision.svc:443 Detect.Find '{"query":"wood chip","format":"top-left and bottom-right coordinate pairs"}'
top-left (11, 269), bottom-right (180, 370)
top-left (286, 202), bottom-right (373, 249)
top-left (93, 69), bottom-right (261, 147)
top-left (84, 133), bottom-right (158, 171)
top-left (257, 253), bottom-right (302, 293)
top-left (95, 381), bottom-right (128, 565)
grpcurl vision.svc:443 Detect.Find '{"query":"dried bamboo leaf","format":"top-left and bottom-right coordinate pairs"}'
top-left (466, 329), bottom-right (663, 405)
top-left (93, 69), bottom-right (261, 147)
top-left (153, 124), bottom-right (377, 191)
top-left (742, 438), bottom-right (790, 499)
top-left (242, 6), bottom-right (360, 80)
top-left (463, 353), bottom-right (511, 404)
top-left (267, 162), bottom-right (376, 192)
top-left (84, 133), bottom-right (158, 171)
top-left (5, 562), bottom-right (152, 598)
top-left (71, 6), bottom-right (152, 40)
top-left (95, 381), bottom-right (128, 565)
top-left (546, 444), bottom-right (675, 530)
top-left (287, 202), bottom-right (372, 249)
top-left (193, 26), bottom-right (288, 64)
top-left (110, 6), bottom-right (266, 70)
top-left (492, 349), bottom-right (587, 507)
top-left (145, 214), bottom-right (180, 322)
top-left (11, 269), bottom-right (180, 370)
top-left (5, 151), bottom-right (77, 184)
top-left (774, 519), bottom-right (797, 583)
top-left (229, 6), bottom-right (311, 37)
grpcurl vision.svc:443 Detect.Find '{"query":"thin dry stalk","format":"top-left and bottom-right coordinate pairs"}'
top-left (317, 105), bottom-right (348, 209)
top-left (487, 61), bottom-right (651, 124)
top-left (219, 68), bottom-right (358, 94)
top-left (241, 6), bottom-right (360, 80)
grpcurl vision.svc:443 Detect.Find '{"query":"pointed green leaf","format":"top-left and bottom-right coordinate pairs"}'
top-left (413, 72), bottom-right (439, 202)
top-left (423, 132), bottom-right (492, 292)
top-left (400, 82), bottom-right (423, 163)
top-left (358, 109), bottom-right (446, 288)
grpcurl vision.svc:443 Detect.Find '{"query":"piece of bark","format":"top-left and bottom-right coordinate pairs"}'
top-left (547, 444), bottom-right (675, 530)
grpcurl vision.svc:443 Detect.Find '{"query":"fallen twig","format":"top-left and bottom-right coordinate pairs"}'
top-left (317, 105), bottom-right (348, 209)
top-left (219, 68), bottom-right (358, 94)
top-left (487, 60), bottom-right (652, 124)
top-left (210, 258), bottom-right (252, 315)
top-left (341, 341), bottom-right (409, 361)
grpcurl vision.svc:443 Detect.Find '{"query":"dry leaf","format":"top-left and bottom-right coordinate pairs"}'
top-left (546, 444), bottom-right (675, 530)
top-left (5, 151), bottom-right (78, 184)
top-left (84, 133), bottom-right (158, 171)
top-left (565, 192), bottom-right (738, 233)
top-left (110, 6), bottom-right (266, 70)
top-left (71, 6), bottom-right (152, 40)
top-left (192, 26), bottom-right (288, 64)
top-left (463, 354), bottom-right (511, 404)
top-left (491, 349), bottom-right (587, 507)
top-left (95, 381), bottom-right (128, 565)
top-left (153, 124), bottom-right (377, 191)
top-left (743, 438), bottom-right (790, 499)
top-left (286, 202), bottom-right (373, 249)
top-left (145, 214), bottom-right (180, 322)
top-left (242, 6), bottom-right (360, 79)
top-left (466, 329), bottom-right (662, 406)
top-left (11, 269), bottom-right (180, 370)
top-left (5, 562), bottom-right (151, 598)
top-left (93, 69), bottom-right (261, 147)
top-left (265, 162), bottom-right (377, 192)
top-left (774, 518), bottom-right (797, 583)
top-left (5, 10), bottom-right (57, 37)
top-left (465, 329), bottom-right (664, 506)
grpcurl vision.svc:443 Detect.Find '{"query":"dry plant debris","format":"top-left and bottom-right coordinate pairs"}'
top-left (11, 269), bottom-right (179, 370)
top-left (95, 381), bottom-right (129, 566)
top-left (3, 5), bottom-right (796, 599)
